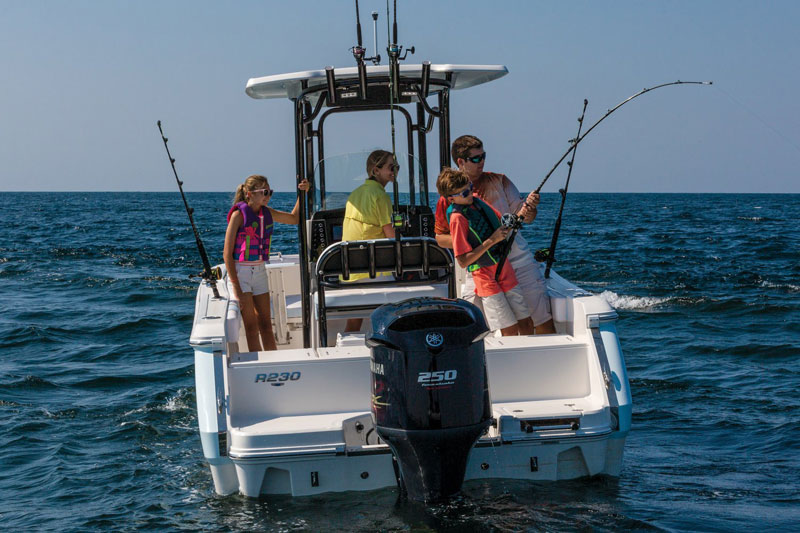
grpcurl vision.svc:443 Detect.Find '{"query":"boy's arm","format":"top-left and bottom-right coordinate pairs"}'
top-left (454, 228), bottom-right (509, 268)
top-left (451, 213), bottom-right (509, 269)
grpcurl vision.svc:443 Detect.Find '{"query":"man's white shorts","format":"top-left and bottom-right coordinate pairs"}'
top-left (509, 249), bottom-right (553, 326)
top-left (482, 286), bottom-right (530, 331)
top-left (461, 253), bottom-right (552, 327)
top-left (227, 263), bottom-right (270, 297)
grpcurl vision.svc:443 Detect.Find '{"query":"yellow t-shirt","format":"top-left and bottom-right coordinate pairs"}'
top-left (341, 178), bottom-right (393, 281)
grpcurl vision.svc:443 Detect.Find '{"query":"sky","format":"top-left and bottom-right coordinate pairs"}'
top-left (1, 0), bottom-right (798, 194)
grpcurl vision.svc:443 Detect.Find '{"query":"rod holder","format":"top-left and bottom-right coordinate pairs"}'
top-left (420, 61), bottom-right (431, 98)
top-left (391, 58), bottom-right (401, 101)
top-left (325, 66), bottom-right (336, 105)
top-left (358, 61), bottom-right (368, 100)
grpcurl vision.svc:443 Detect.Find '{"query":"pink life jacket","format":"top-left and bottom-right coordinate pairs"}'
top-left (227, 202), bottom-right (273, 262)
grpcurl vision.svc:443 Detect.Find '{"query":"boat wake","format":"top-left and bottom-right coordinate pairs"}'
top-left (596, 290), bottom-right (670, 310)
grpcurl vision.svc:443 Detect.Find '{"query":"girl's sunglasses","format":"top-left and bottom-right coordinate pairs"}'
top-left (449, 182), bottom-right (474, 198)
top-left (382, 162), bottom-right (401, 172)
top-left (466, 152), bottom-right (487, 164)
top-left (252, 188), bottom-right (274, 196)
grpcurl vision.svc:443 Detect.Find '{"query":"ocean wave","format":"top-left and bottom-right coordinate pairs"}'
top-left (758, 279), bottom-right (800, 293)
top-left (596, 290), bottom-right (670, 310)
top-left (121, 388), bottom-right (194, 417)
top-left (0, 375), bottom-right (59, 390)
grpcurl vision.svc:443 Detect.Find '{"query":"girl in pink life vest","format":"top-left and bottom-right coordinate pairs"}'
top-left (224, 174), bottom-right (310, 351)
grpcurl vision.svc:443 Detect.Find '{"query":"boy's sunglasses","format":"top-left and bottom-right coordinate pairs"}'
top-left (449, 182), bottom-right (474, 198)
top-left (466, 152), bottom-right (486, 164)
top-left (252, 188), bottom-right (274, 196)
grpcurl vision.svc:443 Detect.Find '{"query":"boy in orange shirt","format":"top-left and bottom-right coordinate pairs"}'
top-left (436, 168), bottom-right (534, 336)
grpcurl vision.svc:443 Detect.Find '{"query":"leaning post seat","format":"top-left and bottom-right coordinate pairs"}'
top-left (314, 237), bottom-right (455, 344)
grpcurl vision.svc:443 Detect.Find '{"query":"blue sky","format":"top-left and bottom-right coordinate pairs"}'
top-left (1, 0), bottom-right (798, 193)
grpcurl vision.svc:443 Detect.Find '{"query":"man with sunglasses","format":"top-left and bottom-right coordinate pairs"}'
top-left (434, 135), bottom-right (556, 334)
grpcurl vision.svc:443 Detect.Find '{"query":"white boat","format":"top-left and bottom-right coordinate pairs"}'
top-left (189, 42), bottom-right (631, 501)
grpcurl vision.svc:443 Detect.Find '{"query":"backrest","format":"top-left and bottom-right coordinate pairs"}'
top-left (313, 237), bottom-right (456, 347)
top-left (315, 236), bottom-right (454, 288)
top-left (309, 205), bottom-right (436, 262)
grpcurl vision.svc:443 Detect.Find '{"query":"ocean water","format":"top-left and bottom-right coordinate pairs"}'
top-left (1, 191), bottom-right (798, 532)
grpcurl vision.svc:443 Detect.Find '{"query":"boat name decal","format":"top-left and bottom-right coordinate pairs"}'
top-left (255, 371), bottom-right (302, 386)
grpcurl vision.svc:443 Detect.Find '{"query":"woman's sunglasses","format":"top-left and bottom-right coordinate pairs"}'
top-left (251, 188), bottom-right (274, 196)
top-left (382, 162), bottom-right (401, 172)
top-left (466, 152), bottom-right (487, 164)
top-left (449, 182), bottom-right (474, 198)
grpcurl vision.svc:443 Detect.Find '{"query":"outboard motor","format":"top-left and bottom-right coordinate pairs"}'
top-left (367, 297), bottom-right (492, 502)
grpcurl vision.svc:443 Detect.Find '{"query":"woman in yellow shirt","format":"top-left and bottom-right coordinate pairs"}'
top-left (342, 149), bottom-right (397, 241)
top-left (341, 149), bottom-right (398, 331)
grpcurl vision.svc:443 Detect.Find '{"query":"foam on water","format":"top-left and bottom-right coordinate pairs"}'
top-left (596, 290), bottom-right (670, 310)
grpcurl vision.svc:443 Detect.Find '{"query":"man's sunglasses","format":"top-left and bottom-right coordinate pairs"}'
top-left (252, 188), bottom-right (274, 196)
top-left (466, 152), bottom-right (487, 164)
top-left (449, 182), bottom-right (474, 198)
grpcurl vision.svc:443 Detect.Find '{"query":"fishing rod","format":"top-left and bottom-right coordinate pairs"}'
top-left (156, 120), bottom-right (220, 298)
top-left (387, 0), bottom-right (400, 226)
top-left (533, 80), bottom-right (712, 195)
top-left (544, 99), bottom-right (588, 278)
top-left (495, 99), bottom-right (589, 281)
top-left (494, 80), bottom-right (711, 281)
top-left (385, 0), bottom-right (415, 248)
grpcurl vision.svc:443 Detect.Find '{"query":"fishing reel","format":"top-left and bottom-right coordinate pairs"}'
top-left (534, 248), bottom-right (551, 263)
top-left (500, 213), bottom-right (524, 231)
top-left (392, 211), bottom-right (409, 232)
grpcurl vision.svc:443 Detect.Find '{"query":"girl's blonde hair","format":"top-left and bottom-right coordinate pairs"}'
top-left (233, 174), bottom-right (269, 205)
top-left (366, 150), bottom-right (394, 179)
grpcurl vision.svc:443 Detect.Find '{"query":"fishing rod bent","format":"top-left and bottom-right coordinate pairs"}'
top-left (533, 80), bottom-right (712, 194)
top-left (156, 120), bottom-right (220, 299)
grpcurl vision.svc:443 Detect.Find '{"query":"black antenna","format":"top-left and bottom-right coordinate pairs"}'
top-left (370, 11), bottom-right (380, 64)
top-left (156, 121), bottom-right (220, 299)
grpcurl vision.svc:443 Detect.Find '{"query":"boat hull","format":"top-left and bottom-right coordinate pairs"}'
top-left (190, 261), bottom-right (631, 498)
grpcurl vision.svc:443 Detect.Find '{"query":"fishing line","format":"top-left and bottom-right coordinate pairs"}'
top-left (714, 85), bottom-right (800, 155)
top-left (498, 81), bottom-right (712, 278)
